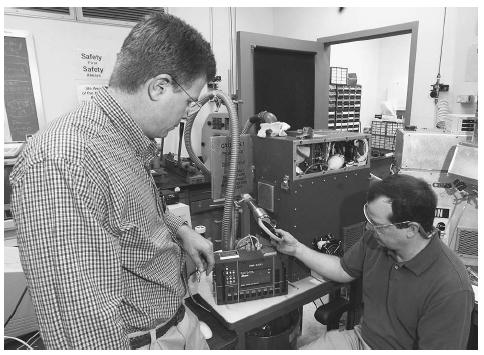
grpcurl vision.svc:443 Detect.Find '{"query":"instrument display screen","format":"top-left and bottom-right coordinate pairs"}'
top-left (240, 268), bottom-right (271, 287)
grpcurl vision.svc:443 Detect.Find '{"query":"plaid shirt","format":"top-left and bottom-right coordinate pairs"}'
top-left (10, 88), bottom-right (188, 349)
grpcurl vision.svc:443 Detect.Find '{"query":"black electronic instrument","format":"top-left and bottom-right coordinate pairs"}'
top-left (212, 247), bottom-right (288, 305)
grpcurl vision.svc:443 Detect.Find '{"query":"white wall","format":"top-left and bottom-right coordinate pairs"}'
top-left (272, 7), bottom-right (478, 128)
top-left (329, 35), bottom-right (411, 130)
top-left (378, 35), bottom-right (411, 112)
top-left (447, 7), bottom-right (478, 115)
top-left (4, 7), bottom-right (477, 143)
top-left (4, 7), bottom-right (274, 155)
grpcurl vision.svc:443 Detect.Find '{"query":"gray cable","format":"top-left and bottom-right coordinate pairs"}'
top-left (437, 7), bottom-right (447, 76)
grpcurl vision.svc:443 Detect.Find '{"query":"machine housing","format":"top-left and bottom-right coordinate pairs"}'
top-left (394, 128), bottom-right (478, 265)
top-left (253, 131), bottom-right (371, 281)
top-left (394, 128), bottom-right (473, 171)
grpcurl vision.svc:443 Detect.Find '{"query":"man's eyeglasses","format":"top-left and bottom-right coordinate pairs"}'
top-left (363, 202), bottom-right (412, 233)
top-left (363, 202), bottom-right (432, 238)
top-left (170, 76), bottom-right (202, 117)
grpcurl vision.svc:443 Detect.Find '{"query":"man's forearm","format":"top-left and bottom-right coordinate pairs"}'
top-left (294, 243), bottom-right (354, 283)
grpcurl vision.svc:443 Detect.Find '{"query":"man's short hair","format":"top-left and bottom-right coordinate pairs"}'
top-left (109, 12), bottom-right (216, 93)
top-left (367, 174), bottom-right (437, 233)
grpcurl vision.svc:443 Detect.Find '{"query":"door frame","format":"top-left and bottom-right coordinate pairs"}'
top-left (318, 21), bottom-right (419, 127)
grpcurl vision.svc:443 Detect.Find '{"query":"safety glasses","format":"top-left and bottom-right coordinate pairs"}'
top-left (363, 203), bottom-right (431, 238)
top-left (363, 202), bottom-right (412, 232)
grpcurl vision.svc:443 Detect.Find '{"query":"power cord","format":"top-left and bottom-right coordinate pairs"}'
top-left (4, 286), bottom-right (28, 328)
top-left (29, 334), bottom-right (42, 349)
top-left (4, 336), bottom-right (33, 350)
top-left (236, 235), bottom-right (261, 250)
top-left (17, 331), bottom-right (39, 350)
top-left (182, 262), bottom-right (211, 314)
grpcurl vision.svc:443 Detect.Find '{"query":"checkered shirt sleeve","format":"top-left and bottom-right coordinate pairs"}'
top-left (11, 157), bottom-right (130, 349)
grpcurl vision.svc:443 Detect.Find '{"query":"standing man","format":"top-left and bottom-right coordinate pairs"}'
top-left (10, 12), bottom-right (216, 350)
top-left (273, 174), bottom-right (474, 349)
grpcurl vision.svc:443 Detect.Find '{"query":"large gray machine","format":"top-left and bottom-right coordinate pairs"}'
top-left (394, 128), bottom-right (477, 267)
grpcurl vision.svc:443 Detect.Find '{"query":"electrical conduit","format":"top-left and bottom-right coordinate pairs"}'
top-left (184, 90), bottom-right (239, 250)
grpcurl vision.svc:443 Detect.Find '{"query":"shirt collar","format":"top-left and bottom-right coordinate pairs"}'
top-left (93, 87), bottom-right (157, 165)
top-left (399, 235), bottom-right (442, 276)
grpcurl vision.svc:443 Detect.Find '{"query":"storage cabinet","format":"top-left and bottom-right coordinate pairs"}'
top-left (328, 84), bottom-right (361, 132)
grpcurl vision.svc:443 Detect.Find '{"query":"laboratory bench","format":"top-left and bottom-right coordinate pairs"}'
top-left (185, 273), bottom-right (355, 350)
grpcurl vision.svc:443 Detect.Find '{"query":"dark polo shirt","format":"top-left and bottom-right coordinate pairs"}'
top-left (341, 230), bottom-right (474, 349)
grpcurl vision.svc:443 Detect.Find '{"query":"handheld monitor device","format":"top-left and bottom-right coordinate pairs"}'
top-left (240, 193), bottom-right (283, 241)
top-left (259, 219), bottom-right (282, 241)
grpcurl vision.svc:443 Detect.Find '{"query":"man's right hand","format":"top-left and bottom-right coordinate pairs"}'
top-left (272, 228), bottom-right (355, 284)
top-left (271, 228), bottom-right (301, 257)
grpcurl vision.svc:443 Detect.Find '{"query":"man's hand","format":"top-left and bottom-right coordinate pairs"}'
top-left (270, 228), bottom-right (302, 257)
top-left (273, 228), bottom-right (354, 284)
top-left (177, 224), bottom-right (214, 275)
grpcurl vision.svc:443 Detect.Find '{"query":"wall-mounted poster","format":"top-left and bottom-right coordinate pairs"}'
top-left (77, 84), bottom-right (105, 103)
top-left (78, 49), bottom-right (112, 81)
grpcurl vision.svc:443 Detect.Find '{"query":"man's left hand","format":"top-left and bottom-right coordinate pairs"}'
top-left (177, 224), bottom-right (214, 275)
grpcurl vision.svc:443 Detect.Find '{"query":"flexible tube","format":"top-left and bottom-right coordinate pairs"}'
top-left (231, 205), bottom-right (239, 246)
top-left (184, 95), bottom-right (212, 176)
top-left (184, 90), bottom-right (239, 250)
top-left (435, 99), bottom-right (449, 128)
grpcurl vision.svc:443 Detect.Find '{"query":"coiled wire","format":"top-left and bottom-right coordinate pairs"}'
top-left (435, 99), bottom-right (449, 129)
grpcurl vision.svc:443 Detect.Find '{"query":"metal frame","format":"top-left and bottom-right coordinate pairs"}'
top-left (4, 7), bottom-right (76, 21)
top-left (318, 21), bottom-right (419, 127)
top-left (4, 29), bottom-right (46, 142)
top-left (5, 7), bottom-right (167, 28)
top-left (291, 133), bottom-right (371, 180)
top-left (74, 7), bottom-right (167, 27)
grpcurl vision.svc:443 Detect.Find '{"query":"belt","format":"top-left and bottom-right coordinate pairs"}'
top-left (129, 305), bottom-right (185, 349)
